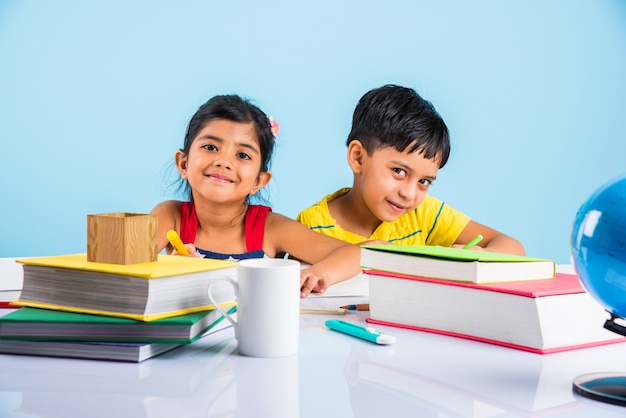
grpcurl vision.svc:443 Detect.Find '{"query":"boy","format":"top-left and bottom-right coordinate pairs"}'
top-left (296, 84), bottom-right (525, 255)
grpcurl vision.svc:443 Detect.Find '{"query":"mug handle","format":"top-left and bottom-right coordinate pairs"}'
top-left (208, 277), bottom-right (239, 338)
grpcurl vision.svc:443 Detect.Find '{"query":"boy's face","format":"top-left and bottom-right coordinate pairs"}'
top-left (352, 143), bottom-right (440, 223)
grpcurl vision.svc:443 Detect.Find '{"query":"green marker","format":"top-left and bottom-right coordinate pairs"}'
top-left (463, 234), bottom-right (483, 249)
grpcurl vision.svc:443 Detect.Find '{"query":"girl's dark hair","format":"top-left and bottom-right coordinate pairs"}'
top-left (182, 95), bottom-right (275, 171)
top-left (175, 95), bottom-right (276, 202)
top-left (347, 84), bottom-right (450, 168)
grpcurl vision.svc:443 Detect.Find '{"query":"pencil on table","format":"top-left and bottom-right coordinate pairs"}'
top-left (340, 304), bottom-right (370, 311)
top-left (300, 307), bottom-right (346, 315)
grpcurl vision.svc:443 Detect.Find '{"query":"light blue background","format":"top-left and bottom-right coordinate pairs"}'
top-left (1, 0), bottom-right (625, 264)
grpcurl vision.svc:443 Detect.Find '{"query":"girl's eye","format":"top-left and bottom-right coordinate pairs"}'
top-left (418, 178), bottom-right (433, 187)
top-left (202, 144), bottom-right (217, 151)
top-left (237, 152), bottom-right (251, 160)
top-left (392, 168), bottom-right (407, 176)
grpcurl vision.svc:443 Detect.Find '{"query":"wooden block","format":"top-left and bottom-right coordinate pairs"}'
top-left (87, 213), bottom-right (158, 265)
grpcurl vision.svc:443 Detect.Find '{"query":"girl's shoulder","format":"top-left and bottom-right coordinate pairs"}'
top-left (264, 210), bottom-right (292, 221)
top-left (151, 199), bottom-right (183, 215)
top-left (264, 211), bottom-right (310, 234)
top-left (264, 210), bottom-right (288, 226)
top-left (151, 201), bottom-right (186, 229)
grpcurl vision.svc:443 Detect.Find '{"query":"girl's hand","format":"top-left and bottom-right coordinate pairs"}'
top-left (171, 243), bottom-right (202, 257)
top-left (299, 267), bottom-right (330, 298)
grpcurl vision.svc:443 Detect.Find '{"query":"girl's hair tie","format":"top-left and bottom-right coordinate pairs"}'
top-left (269, 116), bottom-right (280, 139)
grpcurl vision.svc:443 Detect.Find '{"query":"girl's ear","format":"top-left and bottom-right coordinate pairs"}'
top-left (347, 140), bottom-right (366, 174)
top-left (175, 150), bottom-right (188, 179)
top-left (251, 170), bottom-right (272, 195)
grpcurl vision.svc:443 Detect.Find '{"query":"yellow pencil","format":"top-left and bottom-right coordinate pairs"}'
top-left (166, 230), bottom-right (190, 255)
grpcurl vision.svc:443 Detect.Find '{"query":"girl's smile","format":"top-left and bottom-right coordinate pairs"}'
top-left (206, 172), bottom-right (234, 183)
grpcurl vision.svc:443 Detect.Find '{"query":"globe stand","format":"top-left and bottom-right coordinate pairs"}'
top-left (572, 313), bottom-right (626, 406)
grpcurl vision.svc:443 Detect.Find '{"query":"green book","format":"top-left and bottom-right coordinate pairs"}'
top-left (360, 244), bottom-right (556, 284)
top-left (0, 306), bottom-right (235, 344)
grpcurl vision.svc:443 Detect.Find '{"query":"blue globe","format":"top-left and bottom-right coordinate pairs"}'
top-left (571, 174), bottom-right (626, 319)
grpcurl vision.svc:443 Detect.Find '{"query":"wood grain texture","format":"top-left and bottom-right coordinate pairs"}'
top-left (87, 213), bottom-right (157, 265)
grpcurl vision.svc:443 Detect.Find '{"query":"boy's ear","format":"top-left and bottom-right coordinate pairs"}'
top-left (347, 140), bottom-right (366, 174)
top-left (251, 171), bottom-right (272, 195)
top-left (175, 150), bottom-right (188, 179)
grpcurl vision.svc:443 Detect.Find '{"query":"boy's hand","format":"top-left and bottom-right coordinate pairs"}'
top-left (451, 243), bottom-right (486, 251)
top-left (299, 267), bottom-right (331, 298)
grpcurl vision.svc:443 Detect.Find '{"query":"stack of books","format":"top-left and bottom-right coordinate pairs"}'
top-left (0, 253), bottom-right (237, 362)
top-left (361, 244), bottom-right (626, 354)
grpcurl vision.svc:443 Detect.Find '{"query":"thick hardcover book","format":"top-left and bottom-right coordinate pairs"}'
top-left (361, 245), bottom-right (555, 283)
top-left (12, 253), bottom-right (237, 321)
top-left (0, 306), bottom-right (235, 343)
top-left (366, 270), bottom-right (625, 354)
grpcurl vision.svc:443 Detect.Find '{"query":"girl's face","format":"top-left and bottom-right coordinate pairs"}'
top-left (176, 119), bottom-right (271, 206)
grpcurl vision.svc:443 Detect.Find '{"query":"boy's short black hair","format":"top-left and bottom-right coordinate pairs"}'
top-left (346, 84), bottom-right (450, 168)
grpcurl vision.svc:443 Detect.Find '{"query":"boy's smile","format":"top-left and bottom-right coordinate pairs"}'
top-left (386, 198), bottom-right (409, 214)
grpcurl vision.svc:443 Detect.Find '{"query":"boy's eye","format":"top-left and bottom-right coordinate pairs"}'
top-left (237, 152), bottom-right (251, 160)
top-left (392, 168), bottom-right (407, 176)
top-left (202, 144), bottom-right (217, 151)
top-left (418, 178), bottom-right (433, 186)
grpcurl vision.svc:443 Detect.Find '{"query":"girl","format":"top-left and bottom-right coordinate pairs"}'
top-left (151, 95), bottom-right (361, 297)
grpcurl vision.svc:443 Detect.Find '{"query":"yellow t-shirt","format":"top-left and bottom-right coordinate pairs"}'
top-left (296, 188), bottom-right (470, 246)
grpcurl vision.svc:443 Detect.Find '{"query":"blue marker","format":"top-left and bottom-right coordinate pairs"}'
top-left (325, 319), bottom-right (395, 345)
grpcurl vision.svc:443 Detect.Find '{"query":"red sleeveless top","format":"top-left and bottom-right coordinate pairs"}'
top-left (179, 202), bottom-right (271, 260)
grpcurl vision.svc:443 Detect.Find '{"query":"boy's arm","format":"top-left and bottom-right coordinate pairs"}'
top-left (266, 213), bottom-right (362, 297)
top-left (453, 220), bottom-right (525, 255)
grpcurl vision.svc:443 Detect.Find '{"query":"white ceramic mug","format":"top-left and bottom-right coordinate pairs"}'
top-left (208, 258), bottom-right (301, 357)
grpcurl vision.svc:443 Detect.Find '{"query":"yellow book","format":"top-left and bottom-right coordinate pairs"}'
top-left (16, 253), bottom-right (236, 278)
top-left (13, 254), bottom-right (237, 321)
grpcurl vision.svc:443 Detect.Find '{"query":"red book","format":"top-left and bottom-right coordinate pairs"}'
top-left (365, 270), bottom-right (625, 354)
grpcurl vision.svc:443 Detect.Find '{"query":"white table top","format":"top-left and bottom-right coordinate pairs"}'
top-left (1, 263), bottom-right (626, 417)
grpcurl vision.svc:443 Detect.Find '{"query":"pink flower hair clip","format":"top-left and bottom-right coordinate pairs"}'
top-left (269, 116), bottom-right (280, 139)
